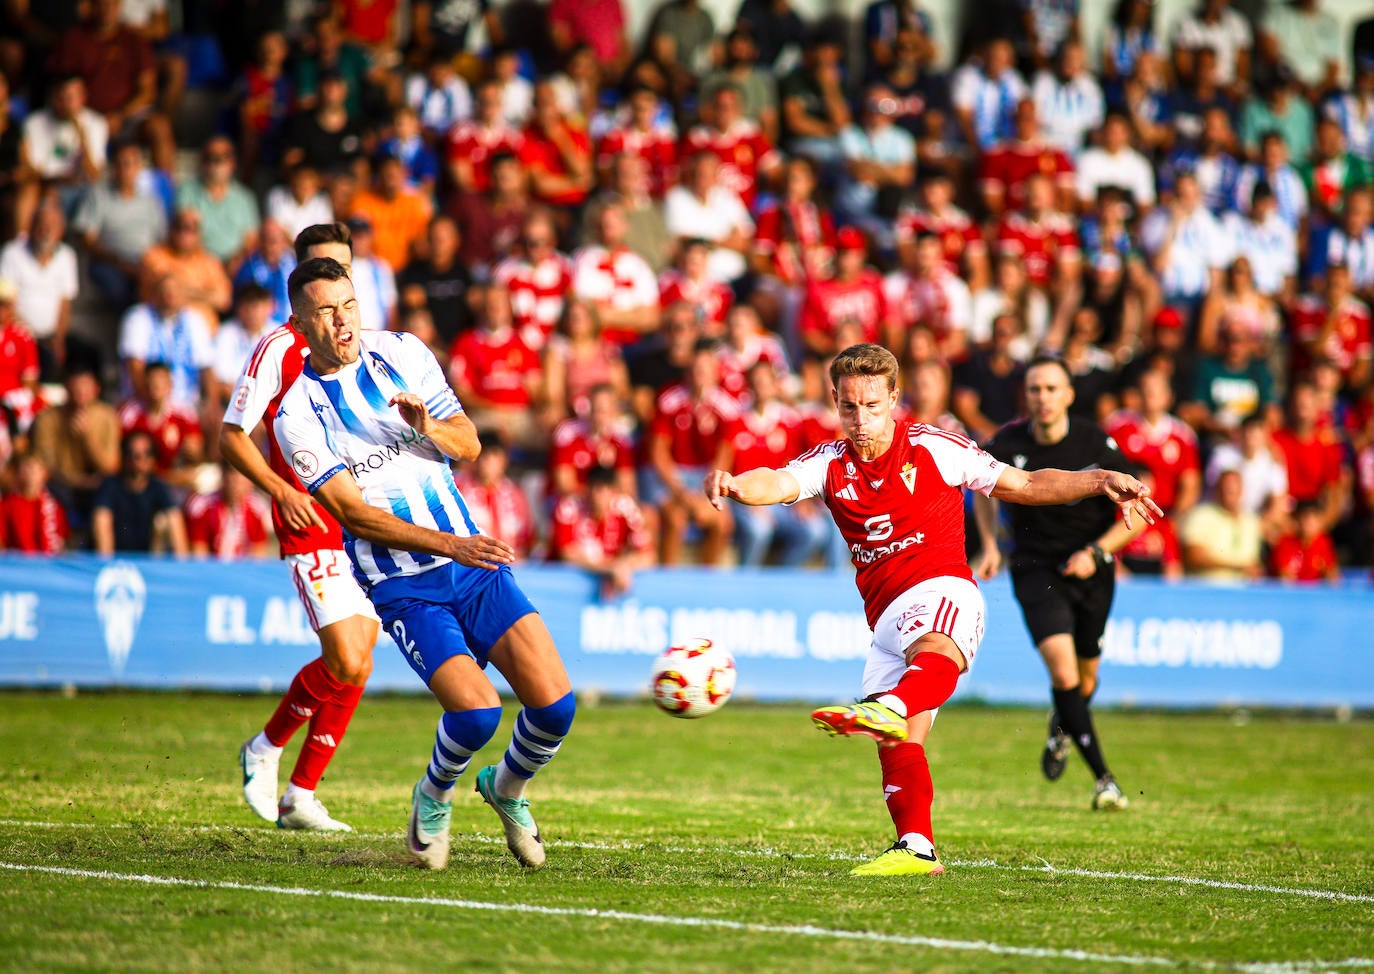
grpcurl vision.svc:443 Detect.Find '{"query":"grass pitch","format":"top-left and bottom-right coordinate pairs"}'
top-left (0, 690), bottom-right (1370, 973)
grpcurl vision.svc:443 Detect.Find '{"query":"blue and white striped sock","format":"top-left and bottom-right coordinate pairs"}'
top-left (420, 707), bottom-right (501, 802)
top-left (494, 692), bottom-right (576, 800)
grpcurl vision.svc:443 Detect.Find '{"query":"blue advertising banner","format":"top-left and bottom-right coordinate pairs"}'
top-left (0, 555), bottom-right (1369, 708)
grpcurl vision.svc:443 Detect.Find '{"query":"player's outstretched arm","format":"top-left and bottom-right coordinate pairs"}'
top-left (704, 467), bottom-right (801, 511)
top-left (313, 469), bottom-right (515, 570)
top-left (991, 466), bottom-right (1164, 529)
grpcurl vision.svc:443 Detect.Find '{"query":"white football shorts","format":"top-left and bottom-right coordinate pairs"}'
top-left (861, 575), bottom-right (987, 700)
top-left (285, 550), bottom-right (379, 632)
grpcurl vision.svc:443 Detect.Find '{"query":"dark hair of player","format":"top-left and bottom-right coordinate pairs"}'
top-left (287, 257), bottom-right (350, 315)
top-left (829, 343), bottom-right (900, 392)
top-left (293, 222), bottom-right (353, 263)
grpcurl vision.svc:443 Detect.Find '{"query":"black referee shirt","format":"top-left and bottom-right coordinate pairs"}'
top-left (983, 419), bottom-right (1135, 569)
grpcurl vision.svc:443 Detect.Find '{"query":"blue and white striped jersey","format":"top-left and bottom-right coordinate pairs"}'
top-left (273, 330), bottom-right (479, 586)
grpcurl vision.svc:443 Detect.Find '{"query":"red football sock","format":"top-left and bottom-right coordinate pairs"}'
top-left (880, 651), bottom-right (961, 718)
top-left (263, 658), bottom-right (346, 748)
top-left (879, 741), bottom-right (935, 844)
top-left (290, 682), bottom-right (364, 790)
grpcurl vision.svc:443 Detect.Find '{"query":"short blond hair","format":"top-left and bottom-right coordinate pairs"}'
top-left (830, 343), bottom-right (900, 392)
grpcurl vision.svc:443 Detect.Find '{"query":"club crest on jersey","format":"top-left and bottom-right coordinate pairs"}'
top-left (900, 462), bottom-right (917, 493)
top-left (292, 450), bottom-right (319, 479)
top-left (845, 461), bottom-right (857, 479)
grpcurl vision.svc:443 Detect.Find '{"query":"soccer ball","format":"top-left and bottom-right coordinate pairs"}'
top-left (650, 637), bottom-right (737, 718)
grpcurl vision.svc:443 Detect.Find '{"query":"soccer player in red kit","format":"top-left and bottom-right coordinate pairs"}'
top-left (222, 223), bottom-right (382, 832)
top-left (703, 344), bottom-right (1160, 875)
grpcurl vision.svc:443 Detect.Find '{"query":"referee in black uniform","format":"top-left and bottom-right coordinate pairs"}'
top-left (975, 356), bottom-right (1147, 810)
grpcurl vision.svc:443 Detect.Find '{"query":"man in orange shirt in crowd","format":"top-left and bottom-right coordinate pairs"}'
top-left (350, 153), bottom-right (434, 271)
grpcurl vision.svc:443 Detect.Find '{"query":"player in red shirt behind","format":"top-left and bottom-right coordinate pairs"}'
top-left (704, 344), bottom-right (1159, 876)
top-left (1269, 501), bottom-right (1341, 583)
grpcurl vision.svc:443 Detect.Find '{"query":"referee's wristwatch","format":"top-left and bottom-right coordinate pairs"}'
top-left (1088, 543), bottom-right (1114, 567)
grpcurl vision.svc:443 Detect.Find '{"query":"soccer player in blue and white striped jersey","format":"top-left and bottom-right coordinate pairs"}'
top-left (274, 258), bottom-right (574, 871)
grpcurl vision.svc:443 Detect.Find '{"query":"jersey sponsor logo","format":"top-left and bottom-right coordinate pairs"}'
top-left (292, 450), bottom-right (320, 480)
top-left (900, 462), bottom-right (917, 493)
top-left (350, 427), bottom-right (424, 478)
top-left (850, 531), bottom-right (925, 565)
top-left (864, 514), bottom-right (894, 541)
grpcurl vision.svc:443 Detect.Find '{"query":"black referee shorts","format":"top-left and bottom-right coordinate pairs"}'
top-left (1010, 566), bottom-right (1116, 659)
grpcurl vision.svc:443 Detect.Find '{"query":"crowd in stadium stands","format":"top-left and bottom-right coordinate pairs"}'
top-left (0, 0), bottom-right (1371, 587)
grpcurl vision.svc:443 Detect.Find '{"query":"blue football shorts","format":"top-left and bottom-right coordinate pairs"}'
top-left (368, 562), bottom-right (538, 686)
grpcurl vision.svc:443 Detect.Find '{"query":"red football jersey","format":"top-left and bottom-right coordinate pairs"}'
top-left (798, 400), bottom-right (842, 448)
top-left (648, 383), bottom-right (740, 467)
top-left (680, 120), bottom-right (778, 209)
top-left (0, 321), bottom-right (39, 398)
top-left (447, 327), bottom-right (540, 407)
top-left (658, 269), bottom-right (733, 327)
top-left (454, 471), bottom-right (536, 556)
top-left (1269, 533), bottom-right (1338, 582)
top-left (184, 491), bottom-right (271, 559)
top-left (895, 206), bottom-right (986, 275)
top-left (223, 325), bottom-right (344, 556)
top-left (1272, 428), bottom-right (1345, 503)
top-left (722, 401), bottom-right (803, 472)
top-left (0, 490), bottom-right (68, 553)
top-left (549, 492), bottom-right (652, 563)
top-left (596, 125), bottom-right (679, 197)
top-left (118, 399), bottom-right (202, 474)
top-left (519, 123), bottom-right (593, 207)
top-left (1105, 411), bottom-right (1200, 512)
top-left (493, 253), bottom-right (573, 349)
top-left (1290, 294), bottom-right (1373, 381)
top-left (979, 140), bottom-right (1075, 211)
top-left (754, 200), bottom-right (835, 285)
top-left (547, 417), bottom-right (636, 494)
top-left (718, 332), bottom-right (791, 404)
top-left (995, 212), bottom-right (1079, 287)
top-left (446, 121), bottom-right (525, 194)
top-left (800, 271), bottom-right (888, 346)
top-left (786, 420), bottom-right (1006, 626)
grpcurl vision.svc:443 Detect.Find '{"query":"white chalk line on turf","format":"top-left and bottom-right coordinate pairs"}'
top-left (2, 818), bottom-right (1371, 906)
top-left (2, 860), bottom-right (1369, 974)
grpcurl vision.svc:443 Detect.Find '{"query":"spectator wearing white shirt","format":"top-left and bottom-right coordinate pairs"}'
top-left (0, 203), bottom-right (80, 380)
top-left (1232, 131), bottom-right (1308, 232)
top-left (1032, 39), bottom-right (1104, 156)
top-left (211, 284), bottom-right (275, 407)
top-left (835, 84), bottom-right (917, 251)
top-left (571, 201), bottom-right (662, 346)
top-left (1075, 111), bottom-right (1156, 212)
top-left (265, 164), bottom-right (334, 245)
top-left (1306, 187), bottom-right (1374, 296)
top-left (343, 215), bottom-right (398, 332)
top-left (1259, 0), bottom-right (1342, 97)
top-left (1171, 0), bottom-right (1252, 96)
top-left (118, 274), bottom-right (215, 412)
top-left (1141, 171), bottom-right (1229, 311)
top-left (15, 75), bottom-right (109, 232)
top-left (1223, 183), bottom-right (1298, 302)
top-left (1205, 412), bottom-right (1290, 531)
top-left (1323, 55), bottom-right (1374, 163)
top-left (663, 152), bottom-right (755, 283)
top-left (405, 50), bottom-right (474, 138)
top-left (951, 38), bottom-right (1027, 153)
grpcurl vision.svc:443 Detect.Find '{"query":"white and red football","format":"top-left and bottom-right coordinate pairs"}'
top-left (650, 637), bottom-right (737, 718)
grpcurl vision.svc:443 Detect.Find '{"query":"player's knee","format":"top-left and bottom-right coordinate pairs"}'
top-left (524, 691), bottom-right (576, 738)
top-left (443, 705), bottom-right (503, 750)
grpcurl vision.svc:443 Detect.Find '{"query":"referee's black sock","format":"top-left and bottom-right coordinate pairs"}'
top-left (1052, 686), bottom-right (1110, 781)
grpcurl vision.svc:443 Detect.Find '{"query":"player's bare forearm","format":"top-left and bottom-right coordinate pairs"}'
top-left (993, 465), bottom-right (1162, 528)
top-left (391, 393), bottom-right (480, 461)
top-left (222, 424), bottom-right (289, 497)
top-left (703, 467), bottom-right (800, 511)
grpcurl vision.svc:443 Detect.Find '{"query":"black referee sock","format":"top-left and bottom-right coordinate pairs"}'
top-left (1052, 686), bottom-right (1110, 781)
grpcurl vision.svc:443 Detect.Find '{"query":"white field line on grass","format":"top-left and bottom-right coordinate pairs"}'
top-left (2, 860), bottom-right (1371, 973)
top-left (2, 818), bottom-right (1372, 906)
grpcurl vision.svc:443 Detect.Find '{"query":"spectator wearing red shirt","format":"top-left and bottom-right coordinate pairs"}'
top-left (659, 238), bottom-right (734, 332)
top-left (596, 85), bottom-right (679, 198)
top-left (1105, 369), bottom-right (1203, 516)
top-left (454, 434), bottom-right (536, 559)
top-left (448, 285), bottom-right (545, 450)
top-left (571, 201), bottom-right (661, 347)
top-left (978, 99), bottom-right (1076, 217)
top-left (492, 209), bottom-right (573, 349)
top-left (1271, 382), bottom-right (1350, 525)
top-left (49, 0), bottom-right (175, 173)
top-left (1270, 502), bottom-right (1341, 583)
top-left (1, 454), bottom-right (68, 554)
top-left (644, 338), bottom-right (737, 564)
top-left (720, 361), bottom-right (830, 566)
top-left (1291, 263), bottom-right (1373, 391)
top-left (447, 79), bottom-right (525, 197)
top-left (549, 0), bottom-right (631, 81)
top-left (117, 361), bottom-right (204, 489)
top-left (681, 83), bottom-right (781, 211)
top-left (548, 384), bottom-right (638, 499)
top-left (800, 227), bottom-right (891, 361)
top-left (549, 463), bottom-right (655, 596)
top-left (751, 155), bottom-right (835, 353)
top-left (0, 280), bottom-right (40, 411)
top-left (995, 172), bottom-right (1082, 290)
top-left (520, 80), bottom-right (594, 213)
top-left (719, 304), bottom-right (791, 405)
top-left (883, 232), bottom-right (973, 363)
top-left (184, 464), bottom-right (272, 560)
top-left (1117, 472), bottom-right (1184, 580)
top-left (895, 172), bottom-right (989, 290)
